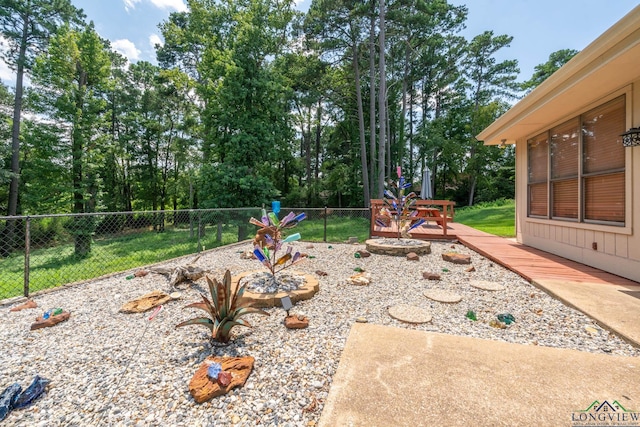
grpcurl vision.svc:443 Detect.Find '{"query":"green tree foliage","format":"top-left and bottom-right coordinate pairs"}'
top-left (169, 0), bottom-right (295, 210)
top-left (0, 0), bottom-right (536, 223)
top-left (459, 31), bottom-right (519, 205)
top-left (31, 23), bottom-right (112, 256)
top-left (521, 48), bottom-right (579, 92)
top-left (0, 0), bottom-right (83, 256)
top-left (385, 0), bottom-right (467, 181)
top-left (0, 83), bottom-right (13, 211)
top-left (304, 0), bottom-right (372, 202)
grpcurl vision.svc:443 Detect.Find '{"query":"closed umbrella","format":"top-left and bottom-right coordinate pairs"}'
top-left (421, 168), bottom-right (433, 199)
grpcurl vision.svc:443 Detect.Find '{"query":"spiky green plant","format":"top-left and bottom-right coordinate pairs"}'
top-left (175, 270), bottom-right (269, 343)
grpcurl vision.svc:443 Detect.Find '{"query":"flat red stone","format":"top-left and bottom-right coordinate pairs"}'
top-left (189, 356), bottom-right (254, 403)
top-left (10, 299), bottom-right (38, 312)
top-left (30, 311), bottom-right (70, 330)
top-left (285, 315), bottom-right (309, 329)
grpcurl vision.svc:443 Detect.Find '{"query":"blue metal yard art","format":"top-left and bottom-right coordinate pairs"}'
top-left (376, 167), bottom-right (426, 239)
top-left (249, 209), bottom-right (307, 276)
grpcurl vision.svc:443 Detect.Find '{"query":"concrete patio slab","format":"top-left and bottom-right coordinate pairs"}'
top-left (534, 279), bottom-right (640, 347)
top-left (319, 323), bottom-right (640, 427)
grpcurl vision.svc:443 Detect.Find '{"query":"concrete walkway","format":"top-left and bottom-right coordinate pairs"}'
top-left (319, 230), bottom-right (640, 426)
top-left (319, 324), bottom-right (640, 427)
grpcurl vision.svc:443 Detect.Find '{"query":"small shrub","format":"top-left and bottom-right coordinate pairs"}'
top-left (175, 270), bottom-right (269, 343)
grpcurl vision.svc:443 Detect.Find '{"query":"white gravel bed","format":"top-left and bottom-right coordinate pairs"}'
top-left (1, 240), bottom-right (638, 426)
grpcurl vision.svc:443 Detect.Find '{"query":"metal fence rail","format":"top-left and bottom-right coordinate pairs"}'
top-left (0, 207), bottom-right (370, 301)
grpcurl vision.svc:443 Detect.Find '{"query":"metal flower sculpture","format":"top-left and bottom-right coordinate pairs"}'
top-left (249, 209), bottom-right (307, 276)
top-left (376, 167), bottom-right (425, 239)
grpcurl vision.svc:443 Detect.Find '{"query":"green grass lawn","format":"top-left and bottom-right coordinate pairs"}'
top-left (454, 199), bottom-right (515, 237)
top-left (0, 224), bottom-right (240, 300)
top-left (0, 205), bottom-right (510, 301)
top-left (294, 217), bottom-right (370, 243)
top-left (0, 217), bottom-right (370, 300)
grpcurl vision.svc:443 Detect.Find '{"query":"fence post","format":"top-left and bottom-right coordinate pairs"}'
top-left (323, 206), bottom-right (327, 242)
top-left (189, 209), bottom-right (194, 239)
top-left (197, 211), bottom-right (202, 253)
top-left (24, 216), bottom-right (30, 297)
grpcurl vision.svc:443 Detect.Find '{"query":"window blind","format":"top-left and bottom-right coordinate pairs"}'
top-left (583, 97), bottom-right (625, 174)
top-left (551, 119), bottom-right (579, 180)
top-left (552, 179), bottom-right (578, 219)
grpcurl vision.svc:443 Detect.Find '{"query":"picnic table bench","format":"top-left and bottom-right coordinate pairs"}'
top-left (370, 199), bottom-right (455, 238)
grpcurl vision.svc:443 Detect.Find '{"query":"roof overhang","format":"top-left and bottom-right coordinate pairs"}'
top-left (477, 5), bottom-right (640, 146)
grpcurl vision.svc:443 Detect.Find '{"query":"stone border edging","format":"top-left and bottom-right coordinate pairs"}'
top-left (365, 239), bottom-right (431, 256)
top-left (232, 270), bottom-right (320, 308)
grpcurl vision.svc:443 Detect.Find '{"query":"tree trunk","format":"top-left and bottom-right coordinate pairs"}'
top-left (305, 105), bottom-right (312, 203)
top-left (409, 84), bottom-right (414, 180)
top-left (352, 32), bottom-right (370, 206)
top-left (314, 99), bottom-right (322, 181)
top-left (4, 15), bottom-right (30, 255)
top-left (237, 223), bottom-right (248, 242)
top-left (377, 0), bottom-right (386, 197)
top-left (368, 5), bottom-right (377, 196)
top-left (72, 69), bottom-right (92, 258)
top-left (397, 44), bottom-right (409, 175)
top-left (468, 175), bottom-right (477, 207)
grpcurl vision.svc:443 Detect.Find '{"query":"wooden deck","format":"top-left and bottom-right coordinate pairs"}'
top-left (371, 221), bottom-right (458, 240)
top-left (371, 220), bottom-right (639, 287)
top-left (450, 223), bottom-right (639, 287)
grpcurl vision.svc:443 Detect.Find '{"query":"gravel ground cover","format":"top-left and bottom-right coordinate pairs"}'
top-left (1, 240), bottom-right (638, 426)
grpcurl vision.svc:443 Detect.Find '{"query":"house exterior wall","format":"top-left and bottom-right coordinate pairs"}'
top-left (515, 79), bottom-right (640, 282)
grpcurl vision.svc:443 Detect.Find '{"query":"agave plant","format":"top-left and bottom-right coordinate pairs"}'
top-left (175, 270), bottom-right (269, 343)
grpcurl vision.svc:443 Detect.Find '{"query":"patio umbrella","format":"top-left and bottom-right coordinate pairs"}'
top-left (420, 167), bottom-right (433, 199)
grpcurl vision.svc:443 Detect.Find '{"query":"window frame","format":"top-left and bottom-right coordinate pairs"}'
top-left (526, 92), bottom-right (628, 228)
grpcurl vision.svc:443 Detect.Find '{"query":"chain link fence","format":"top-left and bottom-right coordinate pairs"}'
top-left (0, 207), bottom-right (370, 301)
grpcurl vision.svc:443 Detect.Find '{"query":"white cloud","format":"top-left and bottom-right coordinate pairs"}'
top-left (0, 36), bottom-right (16, 87)
top-left (123, 0), bottom-right (142, 12)
top-left (149, 34), bottom-right (163, 49)
top-left (112, 39), bottom-right (141, 62)
top-left (0, 60), bottom-right (15, 87)
top-left (149, 0), bottom-right (187, 12)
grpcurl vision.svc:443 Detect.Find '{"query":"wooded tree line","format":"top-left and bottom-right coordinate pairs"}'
top-left (1, 0), bottom-right (578, 221)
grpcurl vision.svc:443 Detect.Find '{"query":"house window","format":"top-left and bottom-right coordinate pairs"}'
top-left (527, 133), bottom-right (548, 217)
top-left (582, 97), bottom-right (626, 222)
top-left (527, 95), bottom-right (625, 225)
top-left (551, 119), bottom-right (580, 219)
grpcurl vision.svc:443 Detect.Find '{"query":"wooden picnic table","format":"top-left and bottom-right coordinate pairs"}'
top-left (370, 199), bottom-right (455, 238)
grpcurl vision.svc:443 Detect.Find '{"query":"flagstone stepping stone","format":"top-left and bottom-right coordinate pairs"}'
top-left (347, 272), bottom-right (371, 286)
top-left (422, 272), bottom-right (441, 280)
top-left (120, 290), bottom-right (172, 313)
top-left (388, 304), bottom-right (432, 324)
top-left (285, 314), bottom-right (309, 329)
top-left (585, 326), bottom-right (599, 335)
top-left (470, 280), bottom-right (505, 291)
top-left (442, 252), bottom-right (471, 264)
top-left (190, 356), bottom-right (254, 403)
top-left (406, 252), bottom-right (420, 261)
top-left (423, 289), bottom-right (462, 303)
top-left (10, 299), bottom-right (38, 312)
top-left (30, 311), bottom-right (70, 330)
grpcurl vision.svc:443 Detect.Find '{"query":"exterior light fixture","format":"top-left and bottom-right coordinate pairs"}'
top-left (499, 139), bottom-right (507, 149)
top-left (621, 127), bottom-right (640, 147)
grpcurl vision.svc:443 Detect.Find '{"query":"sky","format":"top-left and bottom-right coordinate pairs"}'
top-left (1, 1), bottom-right (639, 87)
